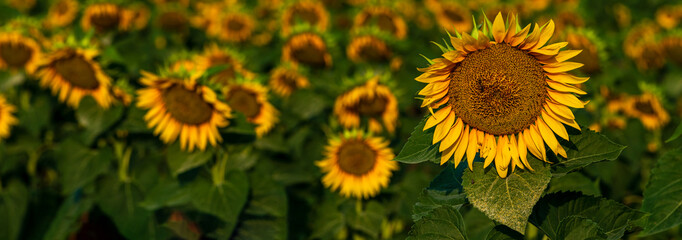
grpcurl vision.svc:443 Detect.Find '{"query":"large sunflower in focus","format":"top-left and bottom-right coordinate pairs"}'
top-left (0, 32), bottom-right (42, 74)
top-left (224, 82), bottom-right (279, 137)
top-left (316, 129), bottom-right (398, 199)
top-left (37, 47), bottom-right (114, 108)
top-left (334, 77), bottom-right (398, 134)
top-left (136, 71), bottom-right (232, 151)
top-left (0, 95), bottom-right (18, 141)
top-left (418, 13), bottom-right (589, 178)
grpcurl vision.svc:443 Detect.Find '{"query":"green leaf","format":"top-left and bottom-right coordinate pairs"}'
top-left (347, 201), bottom-right (386, 239)
top-left (666, 122), bottom-right (682, 143)
top-left (96, 175), bottom-right (158, 240)
top-left (555, 216), bottom-right (607, 240)
top-left (0, 180), bottom-right (28, 240)
top-left (55, 140), bottom-right (113, 195)
top-left (43, 194), bottom-right (93, 240)
top-left (76, 97), bottom-right (124, 145)
top-left (640, 148), bottom-right (682, 235)
top-left (220, 113), bottom-right (256, 142)
top-left (485, 225), bottom-right (524, 240)
top-left (232, 167), bottom-right (288, 240)
top-left (310, 199), bottom-right (346, 240)
top-left (552, 128), bottom-right (626, 176)
top-left (547, 172), bottom-right (601, 196)
top-left (395, 117), bottom-right (438, 164)
top-left (413, 164), bottom-right (467, 221)
top-left (463, 160), bottom-right (551, 233)
top-left (529, 192), bottom-right (644, 240)
top-left (17, 93), bottom-right (52, 137)
top-left (286, 89), bottom-right (327, 120)
top-left (462, 207), bottom-right (495, 240)
top-left (190, 170), bottom-right (249, 236)
top-left (139, 179), bottom-right (193, 211)
top-left (166, 143), bottom-right (215, 177)
top-left (407, 206), bottom-right (468, 240)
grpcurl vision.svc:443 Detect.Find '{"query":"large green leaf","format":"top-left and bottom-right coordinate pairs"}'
top-left (413, 164), bottom-right (467, 222)
top-left (665, 122), bottom-right (682, 143)
top-left (640, 148), bottom-right (682, 236)
top-left (463, 160), bottom-right (551, 233)
top-left (166, 143), bottom-right (215, 177)
top-left (555, 216), bottom-right (607, 240)
top-left (55, 140), bottom-right (113, 195)
top-left (232, 165), bottom-right (288, 240)
top-left (407, 206), bottom-right (468, 240)
top-left (16, 93), bottom-right (52, 137)
top-left (547, 172), bottom-right (601, 196)
top-left (463, 207), bottom-right (495, 240)
top-left (0, 180), bottom-right (28, 240)
top-left (552, 128), bottom-right (625, 176)
top-left (96, 175), bottom-right (158, 240)
top-left (395, 117), bottom-right (438, 164)
top-left (529, 192), bottom-right (643, 240)
top-left (76, 97), bottom-right (124, 145)
top-left (139, 178), bottom-right (193, 211)
top-left (485, 225), bottom-right (524, 240)
top-left (190, 170), bottom-right (249, 237)
top-left (43, 194), bottom-right (93, 240)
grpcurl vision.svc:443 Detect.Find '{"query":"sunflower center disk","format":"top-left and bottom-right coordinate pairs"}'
top-left (54, 56), bottom-right (101, 90)
top-left (0, 43), bottom-right (32, 68)
top-left (55, 1), bottom-right (69, 14)
top-left (292, 8), bottom-right (319, 25)
top-left (337, 141), bottom-right (376, 176)
top-left (160, 12), bottom-right (187, 32)
top-left (449, 43), bottom-right (547, 135)
top-left (634, 100), bottom-right (656, 115)
top-left (162, 85), bottom-right (213, 125)
top-left (226, 19), bottom-right (245, 31)
top-left (292, 44), bottom-right (326, 67)
top-left (227, 89), bottom-right (261, 118)
top-left (356, 96), bottom-right (387, 117)
top-left (279, 74), bottom-right (299, 89)
top-left (91, 13), bottom-right (120, 31)
top-left (358, 41), bottom-right (390, 62)
top-left (375, 14), bottom-right (397, 34)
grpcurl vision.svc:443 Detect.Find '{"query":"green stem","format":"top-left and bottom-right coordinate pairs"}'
top-left (118, 147), bottom-right (132, 183)
top-left (212, 153), bottom-right (228, 186)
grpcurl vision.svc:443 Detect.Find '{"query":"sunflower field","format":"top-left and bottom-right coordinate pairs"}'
top-left (1, 0), bottom-right (682, 239)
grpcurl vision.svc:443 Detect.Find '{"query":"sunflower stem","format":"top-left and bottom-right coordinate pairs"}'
top-left (118, 147), bottom-right (132, 183)
top-left (212, 153), bottom-right (229, 186)
top-left (355, 198), bottom-right (363, 214)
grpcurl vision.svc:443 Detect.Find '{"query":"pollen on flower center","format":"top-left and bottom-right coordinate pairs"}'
top-left (0, 43), bottom-right (32, 68)
top-left (54, 55), bottom-right (101, 90)
top-left (162, 84), bottom-right (213, 125)
top-left (227, 88), bottom-right (261, 118)
top-left (448, 43), bottom-right (547, 135)
top-left (337, 141), bottom-right (376, 176)
top-left (356, 96), bottom-right (387, 117)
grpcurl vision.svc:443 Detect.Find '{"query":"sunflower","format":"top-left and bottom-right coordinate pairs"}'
top-left (6, 0), bottom-right (35, 12)
top-left (44, 0), bottom-right (79, 29)
top-left (418, 13), bottom-right (589, 178)
top-left (128, 4), bottom-right (151, 30)
top-left (81, 3), bottom-right (132, 33)
top-left (0, 32), bottom-right (42, 74)
top-left (565, 30), bottom-right (602, 74)
top-left (157, 9), bottom-right (189, 34)
top-left (224, 83), bottom-right (279, 137)
top-left (136, 71), bottom-right (232, 151)
top-left (623, 92), bottom-right (669, 131)
top-left (0, 95), bottom-right (18, 141)
top-left (316, 129), bottom-right (398, 199)
top-left (196, 44), bottom-right (255, 86)
top-left (37, 47), bottom-right (114, 108)
top-left (662, 35), bottom-right (682, 67)
top-left (354, 6), bottom-right (407, 39)
top-left (432, 2), bottom-right (472, 33)
top-left (346, 35), bottom-right (392, 63)
top-left (613, 4), bottom-right (631, 28)
top-left (269, 66), bottom-right (309, 97)
top-left (210, 12), bottom-right (256, 43)
top-left (656, 5), bottom-right (682, 30)
top-left (281, 1), bottom-right (329, 35)
top-left (623, 22), bottom-right (665, 70)
top-left (334, 77), bottom-right (398, 134)
top-left (282, 32), bottom-right (332, 68)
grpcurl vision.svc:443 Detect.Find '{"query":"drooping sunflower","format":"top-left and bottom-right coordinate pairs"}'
top-left (316, 129), bottom-right (398, 199)
top-left (418, 13), bottom-right (589, 178)
top-left (623, 22), bottom-right (665, 71)
top-left (623, 92), bottom-right (670, 131)
top-left (346, 35), bottom-right (392, 63)
top-left (44, 0), bottom-right (79, 29)
top-left (37, 47), bottom-right (114, 108)
top-left (0, 95), bottom-right (18, 141)
top-left (282, 32), bottom-right (333, 68)
top-left (281, 1), bottom-right (329, 35)
top-left (196, 44), bottom-right (255, 86)
top-left (81, 3), bottom-right (132, 33)
top-left (136, 71), bottom-right (232, 151)
top-left (431, 2), bottom-right (473, 33)
top-left (269, 66), bottom-right (309, 97)
top-left (223, 82), bottom-right (279, 137)
top-left (334, 77), bottom-right (398, 134)
top-left (353, 6), bottom-right (407, 39)
top-left (0, 32), bottom-right (42, 74)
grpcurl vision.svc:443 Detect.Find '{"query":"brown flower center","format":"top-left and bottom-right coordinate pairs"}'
top-left (54, 0), bottom-right (70, 15)
top-left (159, 11), bottom-right (187, 32)
top-left (357, 39), bottom-right (391, 62)
top-left (0, 43), bottom-right (33, 68)
top-left (448, 43), bottom-right (547, 135)
top-left (355, 95), bottom-right (387, 117)
top-left (91, 12), bottom-right (120, 31)
top-left (291, 41), bottom-right (327, 68)
top-left (226, 88), bottom-right (261, 118)
top-left (337, 140), bottom-right (376, 176)
top-left (162, 84), bottom-right (213, 125)
top-left (226, 18), bottom-right (245, 31)
top-left (442, 8), bottom-right (464, 22)
top-left (376, 13), bottom-right (397, 35)
top-left (53, 55), bottom-right (100, 90)
top-left (278, 72), bottom-right (300, 90)
top-left (634, 99), bottom-right (656, 115)
top-left (291, 7), bottom-right (320, 26)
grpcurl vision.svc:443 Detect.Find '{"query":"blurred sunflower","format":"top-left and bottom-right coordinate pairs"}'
top-left (656, 5), bottom-right (682, 30)
top-left (282, 32), bottom-right (332, 68)
top-left (564, 29), bottom-right (604, 74)
top-left (418, 13), bottom-right (588, 178)
top-left (334, 77), bottom-right (398, 134)
top-left (662, 35), bottom-right (682, 67)
top-left (623, 92), bottom-right (669, 130)
top-left (197, 44), bottom-right (255, 86)
top-left (544, 11), bottom-right (584, 33)
top-left (128, 4), bottom-right (151, 30)
top-left (152, 0), bottom-right (189, 7)
top-left (81, 3), bottom-right (132, 33)
top-left (224, 82), bottom-right (279, 137)
top-left (431, 2), bottom-right (472, 33)
top-left (0, 32), bottom-right (42, 74)
top-left (269, 66), bottom-right (309, 97)
top-left (613, 4), bottom-right (631, 28)
top-left (44, 0), bottom-right (79, 29)
top-left (281, 1), bottom-right (329, 35)
top-left (6, 0), bottom-right (35, 12)
top-left (353, 6), bottom-right (407, 39)
top-left (157, 8), bottom-right (189, 34)
top-left (0, 95), bottom-right (18, 141)
top-left (316, 129), bottom-right (398, 199)
top-left (136, 71), bottom-right (232, 151)
top-left (210, 12), bottom-right (256, 43)
top-left (623, 22), bottom-right (665, 70)
top-left (37, 47), bottom-right (114, 108)
top-left (347, 35), bottom-right (392, 63)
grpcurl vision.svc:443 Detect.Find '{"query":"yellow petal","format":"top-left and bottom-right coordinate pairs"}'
top-left (517, 132), bottom-right (534, 171)
top-left (509, 135), bottom-right (523, 170)
top-left (537, 118), bottom-right (560, 155)
top-left (433, 111), bottom-right (456, 144)
top-left (529, 125), bottom-right (547, 162)
top-left (496, 136), bottom-right (511, 178)
top-left (557, 144), bottom-right (567, 158)
top-left (555, 50), bottom-right (582, 62)
top-left (521, 23), bottom-right (542, 50)
top-left (440, 143), bottom-right (456, 165)
top-left (439, 118), bottom-right (463, 152)
top-left (424, 106), bottom-right (452, 130)
top-left (466, 129), bottom-right (479, 171)
top-left (541, 109), bottom-right (569, 140)
top-left (545, 101), bottom-right (576, 120)
top-left (483, 134), bottom-right (497, 168)
top-left (543, 61), bottom-right (584, 73)
top-left (418, 80), bottom-right (449, 96)
top-left (546, 73), bottom-right (590, 84)
top-left (452, 126), bottom-right (469, 168)
top-left (547, 80), bottom-right (587, 95)
top-left (548, 90), bottom-right (587, 109)
top-left (503, 13), bottom-right (518, 43)
top-left (545, 105), bottom-right (581, 131)
top-left (510, 24), bottom-right (531, 46)
top-left (534, 20), bottom-right (555, 49)
top-left (492, 12), bottom-right (506, 43)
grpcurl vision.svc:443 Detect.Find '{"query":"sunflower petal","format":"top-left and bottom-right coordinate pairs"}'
top-left (534, 20), bottom-right (555, 49)
top-left (517, 132), bottom-right (533, 171)
top-left (439, 118), bottom-right (463, 152)
top-left (555, 50), bottom-right (582, 62)
top-left (423, 106), bottom-right (451, 130)
top-left (543, 61), bottom-right (584, 73)
top-left (466, 129), bottom-right (479, 171)
top-left (492, 12), bottom-right (506, 43)
top-left (483, 134), bottom-right (497, 168)
top-left (452, 126), bottom-right (469, 168)
top-left (547, 79), bottom-right (587, 95)
top-left (433, 111), bottom-right (456, 144)
top-left (541, 109), bottom-right (569, 140)
top-left (537, 118), bottom-right (560, 155)
top-left (529, 124), bottom-right (548, 162)
top-left (548, 90), bottom-right (587, 108)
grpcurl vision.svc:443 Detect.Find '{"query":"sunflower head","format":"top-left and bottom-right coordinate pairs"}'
top-left (44, 0), bottom-right (80, 29)
top-left (613, 4), bottom-right (632, 28)
top-left (281, 0), bottom-right (329, 35)
top-left (127, 3), bottom-right (151, 30)
top-left (656, 5), bottom-right (682, 30)
top-left (196, 44), bottom-right (255, 87)
top-left (431, 2), bottom-right (473, 33)
top-left (282, 30), bottom-right (333, 68)
top-left (0, 32), bottom-right (42, 74)
top-left (334, 73), bottom-right (399, 134)
top-left (353, 6), bottom-right (407, 39)
top-left (157, 6), bottom-right (190, 34)
top-left (208, 11), bottom-right (256, 43)
top-left (316, 129), bottom-right (398, 199)
top-left (346, 31), bottom-right (393, 63)
top-left (81, 3), bottom-right (133, 33)
top-left (623, 92), bottom-right (670, 131)
top-left (0, 95), bottom-right (18, 141)
top-left (662, 32), bottom-right (682, 67)
top-left (417, 12), bottom-right (589, 178)
top-left (6, 0), bottom-right (35, 12)
top-left (223, 81), bottom-right (279, 138)
top-left (623, 22), bottom-right (665, 70)
top-left (269, 64), bottom-right (310, 97)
